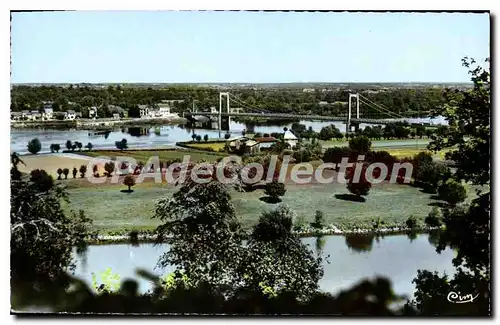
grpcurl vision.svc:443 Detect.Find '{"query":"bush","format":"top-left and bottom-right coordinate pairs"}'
top-left (438, 180), bottom-right (467, 206)
top-left (348, 135), bottom-right (372, 154)
top-left (310, 210), bottom-right (325, 232)
top-left (425, 207), bottom-right (443, 227)
top-left (224, 133), bottom-right (231, 140)
top-left (264, 180), bottom-right (286, 201)
top-left (29, 169), bottom-right (54, 192)
top-left (406, 215), bottom-right (419, 229)
top-left (27, 138), bottom-right (42, 155)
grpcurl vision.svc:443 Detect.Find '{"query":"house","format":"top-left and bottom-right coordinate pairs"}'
top-left (42, 107), bottom-right (54, 120)
top-left (254, 137), bottom-right (278, 151)
top-left (10, 112), bottom-right (23, 121)
top-left (89, 106), bottom-right (98, 119)
top-left (155, 103), bottom-right (171, 117)
top-left (21, 110), bottom-right (30, 120)
top-left (112, 113), bottom-right (120, 120)
top-left (75, 112), bottom-right (82, 119)
top-left (139, 105), bottom-right (151, 118)
top-left (66, 110), bottom-right (76, 120)
top-left (228, 137), bottom-right (259, 154)
top-left (108, 105), bottom-right (125, 117)
top-left (29, 110), bottom-right (42, 121)
top-left (283, 130), bottom-right (298, 148)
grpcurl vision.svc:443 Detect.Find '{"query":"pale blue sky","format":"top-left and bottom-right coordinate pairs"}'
top-left (11, 11), bottom-right (490, 83)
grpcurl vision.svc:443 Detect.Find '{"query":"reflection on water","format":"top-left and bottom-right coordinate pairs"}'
top-left (11, 116), bottom-right (446, 154)
top-left (72, 233), bottom-right (455, 298)
top-left (345, 233), bottom-right (376, 253)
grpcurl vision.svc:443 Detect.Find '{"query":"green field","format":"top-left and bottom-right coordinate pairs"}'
top-left (78, 149), bottom-right (227, 163)
top-left (63, 179), bottom-right (483, 235)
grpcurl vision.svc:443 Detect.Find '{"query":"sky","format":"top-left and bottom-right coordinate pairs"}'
top-left (10, 11), bottom-right (490, 83)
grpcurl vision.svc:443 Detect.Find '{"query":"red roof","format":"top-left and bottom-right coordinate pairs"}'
top-left (254, 137), bottom-right (278, 143)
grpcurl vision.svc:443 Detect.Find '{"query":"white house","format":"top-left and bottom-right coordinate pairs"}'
top-left (29, 110), bottom-right (42, 121)
top-left (42, 107), bottom-right (54, 120)
top-left (283, 130), bottom-right (298, 148)
top-left (139, 105), bottom-right (151, 118)
top-left (66, 110), bottom-right (76, 120)
top-left (89, 106), bottom-right (98, 119)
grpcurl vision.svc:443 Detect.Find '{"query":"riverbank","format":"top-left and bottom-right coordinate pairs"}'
top-left (86, 225), bottom-right (444, 245)
top-left (11, 116), bottom-right (187, 129)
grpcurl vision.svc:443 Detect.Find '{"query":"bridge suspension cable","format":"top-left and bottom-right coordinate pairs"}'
top-left (230, 94), bottom-right (271, 113)
top-left (359, 98), bottom-right (401, 119)
top-left (358, 94), bottom-right (405, 119)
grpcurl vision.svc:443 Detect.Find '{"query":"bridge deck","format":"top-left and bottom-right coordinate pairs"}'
top-left (185, 112), bottom-right (413, 125)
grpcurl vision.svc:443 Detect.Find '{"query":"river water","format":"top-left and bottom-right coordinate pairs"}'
top-left (72, 233), bottom-right (455, 299)
top-left (11, 117), bottom-right (447, 155)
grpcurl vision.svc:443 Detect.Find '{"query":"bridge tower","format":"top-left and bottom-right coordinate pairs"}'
top-left (347, 93), bottom-right (360, 134)
top-left (219, 92), bottom-right (231, 136)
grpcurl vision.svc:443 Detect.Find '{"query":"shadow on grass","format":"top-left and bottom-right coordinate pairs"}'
top-left (428, 201), bottom-right (449, 208)
top-left (120, 189), bottom-right (135, 194)
top-left (259, 196), bottom-right (282, 204)
top-left (429, 195), bottom-right (441, 200)
top-left (335, 194), bottom-right (366, 203)
top-left (419, 188), bottom-right (437, 194)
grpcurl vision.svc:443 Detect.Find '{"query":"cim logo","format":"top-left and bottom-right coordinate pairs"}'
top-left (447, 291), bottom-right (479, 304)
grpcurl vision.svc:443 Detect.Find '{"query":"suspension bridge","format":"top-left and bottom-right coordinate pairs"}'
top-left (183, 92), bottom-right (428, 134)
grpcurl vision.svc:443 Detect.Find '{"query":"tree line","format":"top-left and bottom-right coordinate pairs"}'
top-left (11, 84), bottom-right (452, 118)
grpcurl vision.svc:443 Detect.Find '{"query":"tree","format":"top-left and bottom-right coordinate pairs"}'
top-left (11, 167), bottom-right (92, 286)
top-left (29, 169), bottom-right (54, 192)
top-left (311, 210), bottom-right (325, 233)
top-left (196, 135), bottom-right (202, 142)
top-left (27, 138), bottom-right (42, 155)
top-left (66, 140), bottom-right (73, 152)
top-left (204, 134), bottom-right (209, 142)
top-left (191, 134), bottom-right (197, 141)
top-left (85, 142), bottom-right (93, 151)
top-left (242, 205), bottom-right (324, 299)
top-left (425, 207), bottom-right (443, 228)
top-left (76, 142), bottom-right (83, 151)
top-left (54, 167), bottom-right (63, 180)
top-left (153, 182), bottom-right (245, 290)
top-left (348, 135), bottom-right (372, 154)
top-left (346, 164), bottom-right (371, 200)
top-left (92, 165), bottom-right (99, 177)
top-left (115, 139), bottom-right (128, 151)
top-left (123, 175), bottom-right (136, 192)
top-left (437, 180), bottom-right (467, 207)
top-left (62, 168), bottom-right (69, 179)
top-left (415, 125), bottom-right (426, 139)
top-left (323, 147), bottom-right (352, 167)
top-left (406, 215), bottom-right (419, 229)
top-left (79, 165), bottom-right (87, 178)
top-left (104, 162), bottom-right (115, 177)
top-left (50, 144), bottom-right (56, 153)
top-left (410, 58), bottom-right (491, 315)
top-left (72, 167), bottom-right (78, 179)
top-left (264, 180), bottom-right (286, 203)
top-left (252, 204), bottom-right (295, 242)
top-left (53, 144), bottom-right (60, 153)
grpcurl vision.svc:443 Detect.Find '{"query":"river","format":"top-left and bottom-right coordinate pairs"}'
top-left (72, 232), bottom-right (455, 299)
top-left (11, 117), bottom-right (447, 155)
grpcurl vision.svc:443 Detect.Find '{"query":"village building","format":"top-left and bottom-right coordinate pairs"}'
top-left (284, 130), bottom-right (298, 148)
